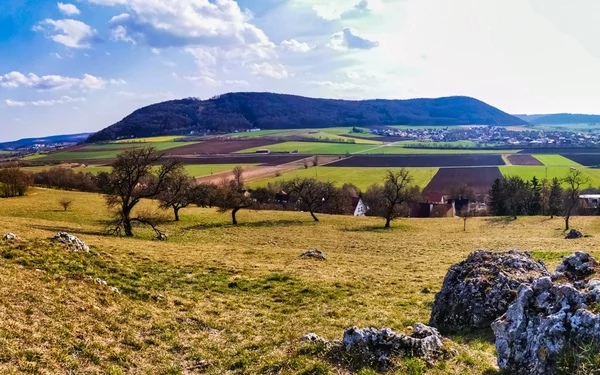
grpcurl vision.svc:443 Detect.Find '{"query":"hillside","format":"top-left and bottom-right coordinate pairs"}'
top-left (87, 93), bottom-right (527, 142)
top-left (516, 113), bottom-right (600, 125)
top-left (0, 133), bottom-right (92, 150)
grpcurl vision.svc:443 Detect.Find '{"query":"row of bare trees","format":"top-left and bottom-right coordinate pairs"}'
top-left (0, 166), bottom-right (32, 198)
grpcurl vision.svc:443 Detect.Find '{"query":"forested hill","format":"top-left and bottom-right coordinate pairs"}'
top-left (516, 113), bottom-right (600, 125)
top-left (87, 93), bottom-right (527, 142)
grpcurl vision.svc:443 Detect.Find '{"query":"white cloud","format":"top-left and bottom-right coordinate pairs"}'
top-left (0, 72), bottom-right (123, 91)
top-left (310, 80), bottom-right (368, 92)
top-left (280, 39), bottom-right (312, 53)
top-left (57, 3), bottom-right (81, 16)
top-left (34, 19), bottom-right (98, 49)
top-left (329, 28), bottom-right (379, 51)
top-left (5, 100), bottom-right (26, 107)
top-left (110, 25), bottom-right (135, 44)
top-left (5, 96), bottom-right (86, 107)
top-left (182, 75), bottom-right (249, 87)
top-left (250, 62), bottom-right (289, 79)
top-left (299, 0), bottom-right (383, 20)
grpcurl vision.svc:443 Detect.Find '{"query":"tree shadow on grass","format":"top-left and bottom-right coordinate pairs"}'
top-left (29, 223), bottom-right (116, 238)
top-left (184, 219), bottom-right (310, 231)
top-left (484, 217), bottom-right (517, 225)
top-left (342, 224), bottom-right (410, 233)
top-left (447, 327), bottom-right (496, 345)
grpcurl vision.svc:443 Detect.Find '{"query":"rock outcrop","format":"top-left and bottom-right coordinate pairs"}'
top-left (342, 324), bottom-right (449, 366)
top-left (565, 229), bottom-right (583, 239)
top-left (2, 233), bottom-right (17, 241)
top-left (300, 250), bottom-right (326, 261)
top-left (53, 232), bottom-right (90, 252)
top-left (430, 249), bottom-right (550, 331)
top-left (492, 276), bottom-right (600, 375)
top-left (555, 251), bottom-right (599, 282)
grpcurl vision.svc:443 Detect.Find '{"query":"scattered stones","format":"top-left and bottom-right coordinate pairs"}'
top-left (429, 249), bottom-right (550, 332)
top-left (555, 251), bottom-right (600, 282)
top-left (156, 233), bottom-right (168, 241)
top-left (300, 249), bottom-right (326, 261)
top-left (109, 286), bottom-right (120, 294)
top-left (94, 278), bottom-right (108, 286)
top-left (565, 229), bottom-right (583, 239)
top-left (2, 233), bottom-right (17, 241)
top-left (342, 323), bottom-right (449, 367)
top-left (421, 288), bottom-right (431, 294)
top-left (53, 232), bottom-right (90, 252)
top-left (300, 333), bottom-right (330, 346)
top-left (492, 276), bottom-right (600, 375)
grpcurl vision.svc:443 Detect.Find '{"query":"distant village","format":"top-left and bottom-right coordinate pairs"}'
top-left (369, 126), bottom-right (600, 147)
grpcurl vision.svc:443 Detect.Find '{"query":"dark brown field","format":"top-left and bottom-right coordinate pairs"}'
top-left (423, 167), bottom-right (504, 195)
top-left (327, 154), bottom-right (505, 168)
top-left (507, 154), bottom-right (543, 166)
top-left (559, 154), bottom-right (600, 167)
top-left (165, 139), bottom-right (279, 155)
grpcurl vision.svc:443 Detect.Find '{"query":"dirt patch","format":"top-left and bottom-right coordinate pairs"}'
top-left (165, 139), bottom-right (280, 155)
top-left (506, 155), bottom-right (543, 166)
top-left (423, 167), bottom-right (504, 195)
top-left (327, 155), bottom-right (505, 168)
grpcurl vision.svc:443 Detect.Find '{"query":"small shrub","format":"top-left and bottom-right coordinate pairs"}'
top-left (59, 197), bottom-right (73, 211)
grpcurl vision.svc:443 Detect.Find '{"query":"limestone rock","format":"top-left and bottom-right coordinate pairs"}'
top-left (429, 249), bottom-right (550, 332)
top-left (300, 333), bottom-right (330, 346)
top-left (565, 229), bottom-right (583, 239)
top-left (342, 323), bottom-right (448, 366)
top-left (2, 233), bottom-right (17, 241)
top-left (53, 232), bottom-right (90, 252)
top-left (492, 276), bottom-right (600, 375)
top-left (300, 249), bottom-right (326, 261)
top-left (555, 252), bottom-right (600, 282)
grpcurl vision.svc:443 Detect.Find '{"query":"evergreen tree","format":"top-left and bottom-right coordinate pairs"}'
top-left (548, 177), bottom-right (564, 219)
top-left (527, 176), bottom-right (543, 215)
top-left (488, 178), bottom-right (506, 216)
top-left (540, 178), bottom-right (550, 216)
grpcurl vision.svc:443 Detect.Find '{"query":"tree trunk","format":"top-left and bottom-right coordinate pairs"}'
top-left (173, 206), bottom-right (180, 222)
top-left (464, 218), bottom-right (467, 232)
top-left (310, 210), bottom-right (319, 222)
top-left (122, 206), bottom-right (133, 237)
top-left (565, 215), bottom-right (570, 231)
top-left (385, 217), bottom-right (391, 228)
top-left (232, 208), bottom-right (239, 225)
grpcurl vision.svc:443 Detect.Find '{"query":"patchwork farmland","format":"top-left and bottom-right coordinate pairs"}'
top-left (11, 130), bottom-right (600, 195)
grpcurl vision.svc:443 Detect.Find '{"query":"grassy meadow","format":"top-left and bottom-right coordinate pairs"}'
top-left (40, 141), bottom-right (199, 161)
top-left (230, 127), bottom-right (381, 144)
top-left (249, 167), bottom-right (438, 191)
top-left (0, 188), bottom-right (598, 374)
top-left (500, 165), bottom-right (600, 187)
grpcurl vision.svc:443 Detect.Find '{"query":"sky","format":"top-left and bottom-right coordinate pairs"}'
top-left (3, 0), bottom-right (600, 141)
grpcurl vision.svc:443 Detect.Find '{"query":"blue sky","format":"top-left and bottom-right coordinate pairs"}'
top-left (3, 0), bottom-right (600, 141)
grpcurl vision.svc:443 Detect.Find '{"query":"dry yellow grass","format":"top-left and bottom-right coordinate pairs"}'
top-left (0, 188), bottom-right (598, 374)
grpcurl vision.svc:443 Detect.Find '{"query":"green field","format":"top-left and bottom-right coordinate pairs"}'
top-left (183, 164), bottom-right (259, 177)
top-left (231, 128), bottom-right (381, 144)
top-left (115, 136), bottom-right (183, 143)
top-left (41, 141), bottom-right (199, 161)
top-left (500, 165), bottom-right (600, 187)
top-left (249, 166), bottom-right (438, 190)
top-left (533, 154), bottom-right (582, 167)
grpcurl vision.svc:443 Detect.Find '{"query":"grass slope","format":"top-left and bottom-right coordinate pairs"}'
top-left (0, 188), bottom-right (598, 374)
top-left (249, 167), bottom-right (438, 190)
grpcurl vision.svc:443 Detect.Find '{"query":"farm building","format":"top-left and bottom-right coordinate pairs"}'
top-left (352, 197), bottom-right (367, 217)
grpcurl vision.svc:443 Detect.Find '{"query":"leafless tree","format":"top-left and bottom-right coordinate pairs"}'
top-left (232, 166), bottom-right (244, 186)
top-left (99, 147), bottom-right (182, 237)
top-left (312, 155), bottom-right (320, 167)
top-left (363, 169), bottom-right (419, 228)
top-left (215, 176), bottom-right (254, 225)
top-left (158, 171), bottom-right (196, 221)
top-left (0, 165), bottom-right (31, 198)
top-left (563, 169), bottom-right (589, 231)
top-left (59, 197), bottom-right (73, 212)
top-left (283, 177), bottom-right (337, 221)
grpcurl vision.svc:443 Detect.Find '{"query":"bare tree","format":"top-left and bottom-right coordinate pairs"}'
top-left (158, 171), bottom-right (196, 221)
top-left (283, 178), bottom-right (337, 222)
top-left (99, 147), bottom-right (182, 237)
top-left (59, 197), bottom-right (73, 212)
top-left (312, 155), bottom-right (320, 167)
top-left (232, 166), bottom-right (244, 186)
top-left (0, 166), bottom-right (31, 198)
top-left (215, 177), bottom-right (254, 225)
top-left (363, 169), bottom-right (419, 228)
top-left (563, 169), bottom-right (589, 231)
